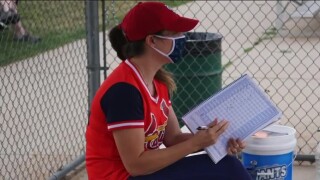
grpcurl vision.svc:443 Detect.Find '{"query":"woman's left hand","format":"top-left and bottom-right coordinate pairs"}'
top-left (227, 138), bottom-right (245, 155)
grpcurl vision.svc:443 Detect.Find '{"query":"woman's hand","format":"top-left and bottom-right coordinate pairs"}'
top-left (227, 138), bottom-right (245, 155)
top-left (191, 119), bottom-right (229, 151)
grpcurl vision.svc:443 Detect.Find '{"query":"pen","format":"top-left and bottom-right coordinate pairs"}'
top-left (197, 126), bottom-right (209, 130)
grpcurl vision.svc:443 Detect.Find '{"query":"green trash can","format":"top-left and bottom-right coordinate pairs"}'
top-left (165, 32), bottom-right (223, 123)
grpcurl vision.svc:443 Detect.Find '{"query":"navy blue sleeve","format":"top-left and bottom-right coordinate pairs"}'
top-left (100, 82), bottom-right (144, 124)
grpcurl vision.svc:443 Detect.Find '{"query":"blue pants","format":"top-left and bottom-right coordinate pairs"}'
top-left (128, 154), bottom-right (252, 180)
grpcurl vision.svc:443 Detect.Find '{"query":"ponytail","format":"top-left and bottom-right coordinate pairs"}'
top-left (155, 68), bottom-right (176, 96)
top-left (109, 25), bottom-right (145, 60)
top-left (108, 26), bottom-right (128, 60)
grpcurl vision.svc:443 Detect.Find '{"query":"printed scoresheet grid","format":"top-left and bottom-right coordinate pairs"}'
top-left (183, 75), bottom-right (281, 163)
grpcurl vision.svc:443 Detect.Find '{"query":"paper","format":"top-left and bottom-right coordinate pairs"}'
top-left (182, 74), bottom-right (282, 163)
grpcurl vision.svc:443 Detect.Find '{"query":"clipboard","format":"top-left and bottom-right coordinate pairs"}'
top-left (182, 74), bottom-right (282, 163)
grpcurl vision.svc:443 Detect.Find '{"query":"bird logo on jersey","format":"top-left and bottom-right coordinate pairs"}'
top-left (160, 99), bottom-right (169, 118)
top-left (144, 113), bottom-right (167, 150)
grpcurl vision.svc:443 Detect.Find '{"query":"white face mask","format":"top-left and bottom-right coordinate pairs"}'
top-left (151, 35), bottom-right (187, 63)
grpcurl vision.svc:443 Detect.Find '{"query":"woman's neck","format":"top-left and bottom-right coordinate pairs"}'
top-left (130, 56), bottom-right (164, 97)
top-left (130, 57), bottom-right (162, 87)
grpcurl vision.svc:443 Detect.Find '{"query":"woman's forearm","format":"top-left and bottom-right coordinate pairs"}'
top-left (128, 138), bottom-right (199, 176)
top-left (165, 133), bottom-right (194, 147)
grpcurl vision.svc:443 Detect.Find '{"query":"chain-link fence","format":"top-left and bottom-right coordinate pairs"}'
top-left (1, 1), bottom-right (87, 179)
top-left (101, 0), bottom-right (320, 163)
top-left (1, 0), bottom-right (320, 179)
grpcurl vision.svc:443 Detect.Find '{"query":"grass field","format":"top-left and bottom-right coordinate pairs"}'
top-left (0, 1), bottom-right (87, 66)
top-left (0, 0), bottom-right (190, 67)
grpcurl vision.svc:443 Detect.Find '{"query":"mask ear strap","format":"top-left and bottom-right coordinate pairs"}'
top-left (150, 46), bottom-right (174, 63)
top-left (155, 35), bottom-right (172, 40)
top-left (168, 38), bottom-right (175, 54)
top-left (155, 35), bottom-right (186, 40)
top-left (153, 35), bottom-right (177, 55)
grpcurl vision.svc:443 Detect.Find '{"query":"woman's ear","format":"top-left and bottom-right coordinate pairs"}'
top-left (145, 35), bottom-right (156, 47)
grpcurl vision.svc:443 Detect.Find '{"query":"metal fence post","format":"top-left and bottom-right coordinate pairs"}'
top-left (48, 0), bottom-right (100, 179)
top-left (48, 156), bottom-right (86, 180)
top-left (86, 0), bottom-right (101, 108)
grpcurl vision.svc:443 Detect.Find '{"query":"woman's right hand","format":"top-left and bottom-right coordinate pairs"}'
top-left (191, 119), bottom-right (229, 151)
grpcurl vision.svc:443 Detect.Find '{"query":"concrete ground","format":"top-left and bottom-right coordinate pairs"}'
top-left (0, 40), bottom-right (88, 179)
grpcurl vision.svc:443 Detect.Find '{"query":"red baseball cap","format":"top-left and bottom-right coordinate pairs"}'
top-left (119, 2), bottom-right (199, 41)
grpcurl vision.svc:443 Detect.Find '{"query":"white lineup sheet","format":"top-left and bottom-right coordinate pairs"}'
top-left (182, 74), bottom-right (282, 164)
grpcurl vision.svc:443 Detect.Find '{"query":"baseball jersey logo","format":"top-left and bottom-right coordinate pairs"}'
top-left (160, 99), bottom-right (169, 119)
top-left (144, 113), bottom-right (166, 150)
